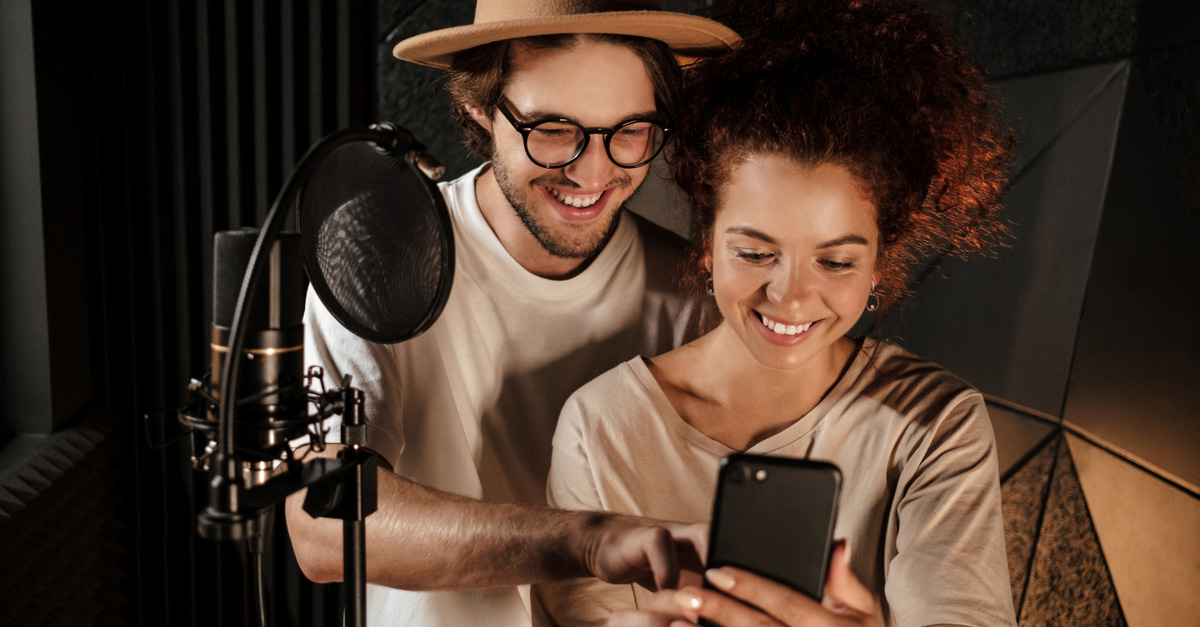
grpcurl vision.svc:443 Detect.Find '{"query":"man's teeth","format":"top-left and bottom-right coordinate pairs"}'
top-left (761, 315), bottom-right (813, 336)
top-left (548, 188), bottom-right (602, 208)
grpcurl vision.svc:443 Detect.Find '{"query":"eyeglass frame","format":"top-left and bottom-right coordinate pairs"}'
top-left (495, 99), bottom-right (673, 170)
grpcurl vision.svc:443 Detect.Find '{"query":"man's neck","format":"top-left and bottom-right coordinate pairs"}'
top-left (474, 166), bottom-right (599, 280)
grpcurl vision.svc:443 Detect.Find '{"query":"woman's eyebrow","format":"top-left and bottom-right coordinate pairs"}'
top-left (726, 227), bottom-right (870, 249)
top-left (817, 235), bottom-right (870, 249)
top-left (725, 225), bottom-right (775, 244)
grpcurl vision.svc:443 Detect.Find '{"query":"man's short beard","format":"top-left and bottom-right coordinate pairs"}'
top-left (508, 187), bottom-right (622, 259)
top-left (492, 151), bottom-right (636, 260)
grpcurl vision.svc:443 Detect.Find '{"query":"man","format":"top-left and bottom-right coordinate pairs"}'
top-left (285, 1), bottom-right (739, 625)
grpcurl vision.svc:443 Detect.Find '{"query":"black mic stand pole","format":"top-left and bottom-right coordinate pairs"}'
top-left (301, 382), bottom-right (377, 626)
top-left (341, 390), bottom-right (372, 626)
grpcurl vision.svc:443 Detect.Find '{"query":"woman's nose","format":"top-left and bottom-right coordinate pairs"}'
top-left (766, 263), bottom-right (811, 313)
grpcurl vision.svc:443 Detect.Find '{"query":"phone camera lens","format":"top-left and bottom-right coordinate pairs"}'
top-left (731, 465), bottom-right (749, 483)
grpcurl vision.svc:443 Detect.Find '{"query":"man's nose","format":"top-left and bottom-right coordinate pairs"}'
top-left (563, 136), bottom-right (616, 190)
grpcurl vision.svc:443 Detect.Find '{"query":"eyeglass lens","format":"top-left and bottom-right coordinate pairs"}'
top-left (526, 120), bottom-right (666, 168)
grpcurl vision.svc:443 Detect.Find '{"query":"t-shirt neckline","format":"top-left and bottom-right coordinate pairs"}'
top-left (627, 339), bottom-right (876, 456)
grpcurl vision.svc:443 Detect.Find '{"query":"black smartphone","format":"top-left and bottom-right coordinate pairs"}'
top-left (703, 454), bottom-right (841, 619)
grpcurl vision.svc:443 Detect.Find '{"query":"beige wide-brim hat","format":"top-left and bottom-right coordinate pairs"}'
top-left (393, 0), bottom-right (741, 69)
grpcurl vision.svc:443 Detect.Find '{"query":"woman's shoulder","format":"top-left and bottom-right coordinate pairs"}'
top-left (856, 338), bottom-right (980, 396)
top-left (847, 338), bottom-right (989, 430)
top-left (570, 355), bottom-right (648, 395)
top-left (559, 357), bottom-right (660, 426)
top-left (554, 356), bottom-right (688, 460)
top-left (848, 340), bottom-right (997, 464)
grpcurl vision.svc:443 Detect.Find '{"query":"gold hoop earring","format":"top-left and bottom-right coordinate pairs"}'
top-left (866, 286), bottom-right (879, 312)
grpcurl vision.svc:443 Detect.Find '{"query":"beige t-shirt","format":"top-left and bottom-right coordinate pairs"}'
top-left (304, 164), bottom-right (711, 627)
top-left (535, 340), bottom-right (1016, 627)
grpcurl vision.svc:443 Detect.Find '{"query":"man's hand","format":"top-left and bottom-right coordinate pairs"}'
top-left (607, 540), bottom-right (885, 627)
top-left (584, 517), bottom-right (708, 592)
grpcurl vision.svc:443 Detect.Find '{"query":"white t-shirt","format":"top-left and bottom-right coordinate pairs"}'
top-left (536, 340), bottom-right (1016, 627)
top-left (303, 164), bottom-right (712, 627)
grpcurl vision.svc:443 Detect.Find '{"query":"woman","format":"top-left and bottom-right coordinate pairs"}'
top-left (532, 0), bottom-right (1015, 625)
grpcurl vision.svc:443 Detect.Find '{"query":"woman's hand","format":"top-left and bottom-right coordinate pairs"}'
top-left (607, 541), bottom-right (883, 627)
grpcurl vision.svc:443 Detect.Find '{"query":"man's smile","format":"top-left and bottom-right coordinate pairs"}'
top-left (544, 186), bottom-right (604, 208)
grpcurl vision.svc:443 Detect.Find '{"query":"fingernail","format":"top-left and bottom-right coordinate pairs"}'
top-left (674, 589), bottom-right (703, 612)
top-left (705, 568), bottom-right (735, 591)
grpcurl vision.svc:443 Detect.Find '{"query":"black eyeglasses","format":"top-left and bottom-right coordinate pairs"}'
top-left (496, 99), bottom-right (672, 169)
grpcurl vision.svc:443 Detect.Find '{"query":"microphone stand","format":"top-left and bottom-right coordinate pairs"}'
top-left (187, 123), bottom-right (435, 627)
top-left (296, 381), bottom-right (377, 626)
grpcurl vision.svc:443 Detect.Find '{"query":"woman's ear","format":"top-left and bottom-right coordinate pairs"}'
top-left (464, 104), bottom-right (492, 130)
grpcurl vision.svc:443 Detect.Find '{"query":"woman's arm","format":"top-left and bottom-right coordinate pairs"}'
top-left (884, 393), bottom-right (1016, 627)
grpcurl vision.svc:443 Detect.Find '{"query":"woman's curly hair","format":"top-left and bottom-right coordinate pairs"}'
top-left (672, 0), bottom-right (1013, 317)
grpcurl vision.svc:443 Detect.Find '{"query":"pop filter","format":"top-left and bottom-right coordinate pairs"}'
top-left (298, 127), bottom-right (454, 344)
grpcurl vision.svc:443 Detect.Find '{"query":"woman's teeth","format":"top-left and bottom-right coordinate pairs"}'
top-left (760, 315), bottom-right (814, 336)
top-left (548, 188), bottom-right (602, 208)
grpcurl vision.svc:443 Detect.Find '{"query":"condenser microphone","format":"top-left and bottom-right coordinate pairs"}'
top-left (209, 228), bottom-right (308, 461)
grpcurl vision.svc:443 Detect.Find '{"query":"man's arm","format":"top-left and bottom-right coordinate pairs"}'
top-left (285, 444), bottom-right (705, 592)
